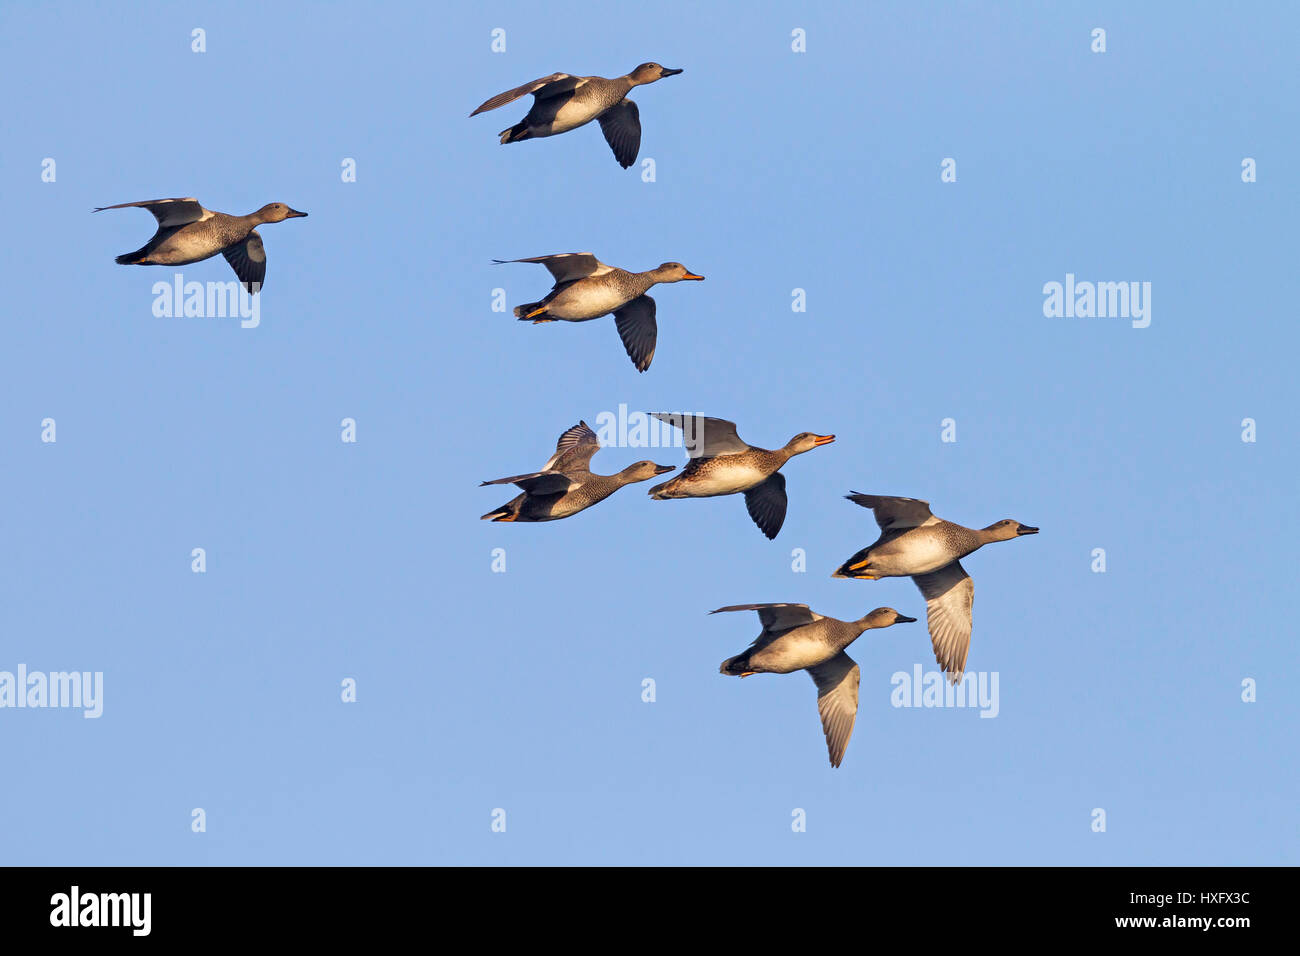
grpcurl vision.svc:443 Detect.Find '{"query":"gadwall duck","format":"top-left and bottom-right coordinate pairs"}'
top-left (647, 414), bottom-right (835, 538)
top-left (94, 198), bottom-right (307, 293)
top-left (831, 495), bottom-right (1039, 683)
top-left (496, 253), bottom-right (704, 372)
top-left (470, 63), bottom-right (683, 168)
top-left (480, 420), bottom-right (674, 522)
top-left (713, 603), bottom-right (916, 768)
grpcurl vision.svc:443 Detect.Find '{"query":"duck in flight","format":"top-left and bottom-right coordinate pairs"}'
top-left (647, 414), bottom-right (835, 538)
top-left (831, 494), bottom-right (1038, 684)
top-left (496, 254), bottom-right (704, 372)
top-left (94, 198), bottom-right (307, 293)
top-left (713, 603), bottom-right (917, 768)
top-left (470, 63), bottom-right (684, 168)
top-left (480, 421), bottom-right (674, 522)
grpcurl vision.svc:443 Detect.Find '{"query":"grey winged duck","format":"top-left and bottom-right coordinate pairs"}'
top-left (470, 63), bottom-right (683, 168)
top-left (94, 198), bottom-right (307, 293)
top-left (480, 421), bottom-right (674, 522)
top-left (648, 414), bottom-right (835, 538)
top-left (831, 494), bottom-right (1038, 684)
top-left (496, 254), bottom-right (704, 372)
top-left (713, 603), bottom-right (916, 768)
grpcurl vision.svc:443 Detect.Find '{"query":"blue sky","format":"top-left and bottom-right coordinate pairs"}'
top-left (1, 0), bottom-right (1295, 865)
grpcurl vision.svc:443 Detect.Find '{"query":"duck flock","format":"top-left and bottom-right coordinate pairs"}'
top-left (97, 62), bottom-right (1038, 769)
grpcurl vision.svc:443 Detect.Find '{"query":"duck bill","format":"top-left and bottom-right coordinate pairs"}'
top-left (286, 208), bottom-right (308, 218)
top-left (1016, 525), bottom-right (1039, 535)
top-left (813, 434), bottom-right (836, 446)
top-left (653, 464), bottom-right (676, 475)
top-left (661, 67), bottom-right (684, 76)
top-left (895, 614), bottom-right (918, 623)
top-left (681, 272), bottom-right (705, 280)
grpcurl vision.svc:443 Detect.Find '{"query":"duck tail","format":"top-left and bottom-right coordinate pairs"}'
top-left (114, 246), bottom-right (150, 265)
top-left (513, 301), bottom-right (545, 320)
top-left (719, 653), bottom-right (752, 676)
top-left (499, 121), bottom-right (531, 144)
top-left (648, 479), bottom-right (675, 499)
top-left (831, 549), bottom-right (871, 579)
top-left (480, 503), bottom-right (516, 521)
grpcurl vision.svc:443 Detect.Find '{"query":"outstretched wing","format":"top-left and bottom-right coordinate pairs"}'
top-left (651, 413), bottom-right (750, 458)
top-left (912, 561), bottom-right (974, 684)
top-left (807, 652), bottom-right (861, 768)
top-left (709, 602), bottom-right (820, 634)
top-left (613, 295), bottom-right (657, 372)
top-left (743, 472), bottom-right (788, 539)
top-left (93, 197), bottom-right (208, 227)
top-left (479, 471), bottom-right (578, 495)
top-left (470, 73), bottom-right (584, 115)
top-left (494, 253), bottom-right (607, 284)
top-left (845, 493), bottom-right (935, 532)
top-left (543, 420), bottom-right (601, 472)
top-left (598, 98), bottom-right (642, 168)
top-left (222, 230), bottom-right (266, 293)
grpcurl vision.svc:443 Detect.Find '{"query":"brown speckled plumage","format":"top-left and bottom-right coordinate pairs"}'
top-left (480, 420), bottom-right (674, 522)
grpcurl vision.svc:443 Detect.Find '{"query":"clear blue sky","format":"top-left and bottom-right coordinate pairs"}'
top-left (1, 0), bottom-right (1295, 865)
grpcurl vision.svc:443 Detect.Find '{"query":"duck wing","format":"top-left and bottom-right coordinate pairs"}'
top-left (479, 471), bottom-right (578, 495)
top-left (93, 197), bottom-right (208, 227)
top-left (222, 230), bottom-right (266, 293)
top-left (845, 493), bottom-right (935, 532)
top-left (807, 651), bottom-right (860, 768)
top-left (912, 561), bottom-right (974, 684)
top-left (743, 472), bottom-right (788, 539)
top-left (598, 98), bottom-right (641, 168)
top-left (709, 602), bottom-right (821, 634)
top-left (542, 420), bottom-right (600, 471)
top-left (469, 73), bottom-right (584, 115)
top-left (613, 294), bottom-right (657, 372)
top-left (494, 253), bottom-right (609, 286)
top-left (650, 414), bottom-right (751, 458)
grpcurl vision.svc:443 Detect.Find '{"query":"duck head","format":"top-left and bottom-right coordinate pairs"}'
top-left (784, 431), bottom-right (836, 455)
top-left (620, 461), bottom-right (677, 483)
top-left (982, 519), bottom-right (1040, 542)
top-left (629, 63), bottom-right (684, 85)
top-left (860, 607), bottom-right (918, 629)
top-left (651, 262), bottom-right (705, 282)
top-left (255, 202), bottom-right (308, 223)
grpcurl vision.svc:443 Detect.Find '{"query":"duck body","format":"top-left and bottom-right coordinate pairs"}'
top-left (487, 470), bottom-right (660, 522)
top-left (510, 76), bottom-right (636, 138)
top-left (647, 415), bottom-right (834, 539)
top-left (722, 615), bottom-right (863, 675)
top-left (95, 198), bottom-right (307, 292)
top-left (530, 267), bottom-right (655, 321)
top-left (125, 211), bottom-right (245, 265)
top-left (652, 449), bottom-right (784, 498)
top-left (471, 63), bottom-right (683, 168)
top-left (480, 421), bottom-right (674, 522)
top-left (844, 519), bottom-right (986, 578)
top-left (496, 255), bottom-right (703, 372)
top-left (712, 604), bottom-right (916, 767)
top-left (831, 494), bottom-right (1038, 684)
